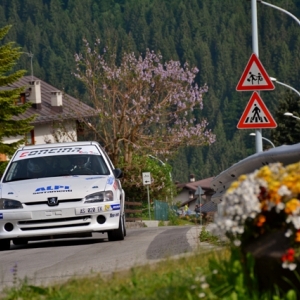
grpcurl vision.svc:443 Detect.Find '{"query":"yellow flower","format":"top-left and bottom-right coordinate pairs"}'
top-left (282, 174), bottom-right (300, 194)
top-left (268, 181), bottom-right (282, 204)
top-left (227, 181), bottom-right (240, 193)
top-left (238, 174), bottom-right (247, 182)
top-left (285, 199), bottom-right (300, 214)
top-left (257, 165), bottom-right (272, 181)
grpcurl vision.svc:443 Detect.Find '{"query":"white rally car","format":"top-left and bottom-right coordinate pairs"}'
top-left (0, 141), bottom-right (126, 250)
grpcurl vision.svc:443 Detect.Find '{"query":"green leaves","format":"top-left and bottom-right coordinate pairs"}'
top-left (0, 25), bottom-right (34, 164)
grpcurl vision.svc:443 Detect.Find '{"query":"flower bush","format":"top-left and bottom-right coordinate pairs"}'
top-left (213, 161), bottom-right (300, 271)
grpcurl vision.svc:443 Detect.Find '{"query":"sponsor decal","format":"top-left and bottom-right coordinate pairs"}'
top-left (110, 213), bottom-right (119, 218)
top-left (0, 213), bottom-right (3, 219)
top-left (111, 204), bottom-right (120, 210)
top-left (113, 180), bottom-right (119, 190)
top-left (15, 146), bottom-right (100, 161)
top-left (19, 147), bottom-right (83, 158)
top-left (34, 185), bottom-right (72, 195)
top-left (92, 186), bottom-right (98, 189)
top-left (107, 177), bottom-right (114, 185)
top-left (104, 205), bottom-right (111, 211)
top-left (8, 192), bottom-right (13, 195)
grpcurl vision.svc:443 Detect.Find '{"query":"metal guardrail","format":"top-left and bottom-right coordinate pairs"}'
top-left (210, 143), bottom-right (300, 204)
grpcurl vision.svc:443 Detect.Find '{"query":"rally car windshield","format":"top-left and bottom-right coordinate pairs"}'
top-left (3, 154), bottom-right (110, 183)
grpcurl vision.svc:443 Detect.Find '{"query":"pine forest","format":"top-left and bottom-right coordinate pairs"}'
top-left (1, 0), bottom-right (300, 183)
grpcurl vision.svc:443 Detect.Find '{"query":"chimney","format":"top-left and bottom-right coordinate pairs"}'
top-left (28, 81), bottom-right (41, 109)
top-left (190, 174), bottom-right (195, 182)
top-left (51, 91), bottom-right (63, 112)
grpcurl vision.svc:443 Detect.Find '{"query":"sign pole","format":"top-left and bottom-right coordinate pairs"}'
top-left (142, 172), bottom-right (152, 220)
top-left (251, 0), bottom-right (263, 153)
top-left (147, 185), bottom-right (151, 220)
top-left (200, 194), bottom-right (202, 227)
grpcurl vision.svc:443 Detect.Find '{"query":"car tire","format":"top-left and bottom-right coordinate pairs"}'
top-left (123, 214), bottom-right (127, 237)
top-left (12, 238), bottom-right (28, 246)
top-left (107, 216), bottom-right (125, 242)
top-left (0, 239), bottom-right (10, 251)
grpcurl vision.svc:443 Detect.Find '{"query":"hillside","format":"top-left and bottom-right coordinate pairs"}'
top-left (1, 0), bottom-right (300, 182)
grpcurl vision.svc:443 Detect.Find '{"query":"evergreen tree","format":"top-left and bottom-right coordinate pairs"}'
top-left (0, 25), bottom-right (34, 167)
top-left (270, 92), bottom-right (300, 146)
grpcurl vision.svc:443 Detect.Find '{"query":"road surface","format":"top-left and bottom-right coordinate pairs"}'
top-left (0, 225), bottom-right (213, 290)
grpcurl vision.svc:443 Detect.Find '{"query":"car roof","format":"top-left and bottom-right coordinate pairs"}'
top-left (19, 141), bottom-right (100, 151)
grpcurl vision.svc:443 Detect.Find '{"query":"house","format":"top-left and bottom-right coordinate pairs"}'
top-left (174, 174), bottom-right (217, 217)
top-left (1, 75), bottom-right (96, 159)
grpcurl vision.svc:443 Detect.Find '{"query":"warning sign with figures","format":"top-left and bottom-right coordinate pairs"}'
top-left (236, 53), bottom-right (275, 91)
top-left (237, 92), bottom-right (277, 129)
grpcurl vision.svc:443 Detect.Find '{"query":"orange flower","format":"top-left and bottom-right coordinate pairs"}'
top-left (296, 230), bottom-right (300, 243)
top-left (256, 214), bottom-right (266, 227)
top-left (260, 200), bottom-right (268, 211)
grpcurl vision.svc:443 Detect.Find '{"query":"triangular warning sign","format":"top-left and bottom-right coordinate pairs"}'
top-left (237, 92), bottom-right (277, 129)
top-left (236, 53), bottom-right (275, 91)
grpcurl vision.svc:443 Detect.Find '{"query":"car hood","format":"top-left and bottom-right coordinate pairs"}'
top-left (1, 175), bottom-right (114, 203)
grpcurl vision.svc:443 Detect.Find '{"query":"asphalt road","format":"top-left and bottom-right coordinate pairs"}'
top-left (0, 225), bottom-right (206, 291)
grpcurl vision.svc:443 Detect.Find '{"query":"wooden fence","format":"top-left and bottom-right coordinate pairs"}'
top-left (124, 201), bottom-right (143, 222)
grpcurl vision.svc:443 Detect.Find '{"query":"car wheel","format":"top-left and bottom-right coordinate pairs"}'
top-left (107, 216), bottom-right (125, 242)
top-left (123, 214), bottom-right (127, 237)
top-left (12, 238), bottom-right (28, 246)
top-left (0, 239), bottom-right (10, 251)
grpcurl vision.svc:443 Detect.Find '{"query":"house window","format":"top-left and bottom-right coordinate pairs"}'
top-left (25, 130), bottom-right (34, 145)
top-left (16, 93), bottom-right (26, 105)
top-left (76, 120), bottom-right (85, 136)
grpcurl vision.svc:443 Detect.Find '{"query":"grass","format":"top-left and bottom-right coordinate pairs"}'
top-left (2, 225), bottom-right (299, 299)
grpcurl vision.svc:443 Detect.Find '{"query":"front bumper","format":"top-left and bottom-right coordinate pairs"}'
top-left (0, 202), bottom-right (121, 240)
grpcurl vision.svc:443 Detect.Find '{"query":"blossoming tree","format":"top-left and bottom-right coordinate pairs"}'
top-left (74, 39), bottom-right (215, 168)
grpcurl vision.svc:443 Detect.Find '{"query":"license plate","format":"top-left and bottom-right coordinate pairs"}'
top-left (75, 205), bottom-right (111, 215)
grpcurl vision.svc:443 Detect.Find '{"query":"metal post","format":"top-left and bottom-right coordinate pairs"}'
top-left (261, 1), bottom-right (300, 26)
top-left (200, 195), bottom-right (202, 227)
top-left (147, 185), bottom-right (151, 220)
top-left (251, 0), bottom-right (263, 152)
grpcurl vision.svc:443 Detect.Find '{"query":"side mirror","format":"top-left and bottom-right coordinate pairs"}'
top-left (113, 168), bottom-right (123, 179)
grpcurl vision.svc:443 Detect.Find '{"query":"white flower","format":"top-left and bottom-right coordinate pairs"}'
top-left (201, 283), bottom-right (209, 289)
top-left (283, 262), bottom-right (297, 271)
top-left (285, 229), bottom-right (293, 238)
top-left (290, 216), bottom-right (300, 230)
top-left (277, 185), bottom-right (291, 196)
top-left (282, 262), bottom-right (288, 269)
top-left (233, 239), bottom-right (241, 247)
top-left (198, 292), bottom-right (206, 298)
top-left (276, 202), bottom-right (285, 213)
top-left (288, 263), bottom-right (297, 271)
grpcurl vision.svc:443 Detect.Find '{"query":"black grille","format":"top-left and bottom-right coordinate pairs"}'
top-left (24, 198), bottom-right (82, 206)
top-left (18, 216), bottom-right (91, 225)
top-left (20, 223), bottom-right (90, 231)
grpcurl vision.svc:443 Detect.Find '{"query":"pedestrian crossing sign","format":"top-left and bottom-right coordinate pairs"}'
top-left (236, 53), bottom-right (275, 91)
top-left (237, 92), bottom-right (277, 129)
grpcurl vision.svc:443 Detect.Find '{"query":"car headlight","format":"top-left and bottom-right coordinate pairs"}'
top-left (0, 199), bottom-right (23, 209)
top-left (84, 191), bottom-right (114, 203)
